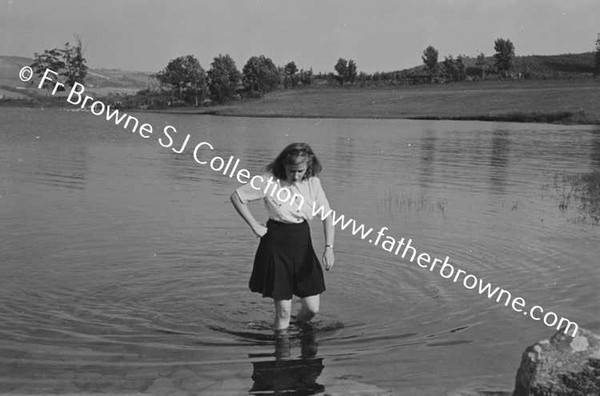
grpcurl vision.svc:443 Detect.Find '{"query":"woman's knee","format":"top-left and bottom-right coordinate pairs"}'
top-left (300, 296), bottom-right (320, 316)
top-left (305, 304), bottom-right (319, 315)
top-left (275, 300), bottom-right (293, 319)
top-left (276, 307), bottom-right (292, 320)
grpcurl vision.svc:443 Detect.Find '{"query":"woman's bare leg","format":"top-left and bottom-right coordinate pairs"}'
top-left (297, 294), bottom-right (320, 323)
top-left (274, 299), bottom-right (293, 330)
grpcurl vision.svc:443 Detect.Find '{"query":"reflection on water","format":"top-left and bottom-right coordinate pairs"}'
top-left (0, 108), bottom-right (599, 395)
top-left (489, 130), bottom-right (510, 195)
top-left (250, 328), bottom-right (324, 395)
top-left (417, 129), bottom-right (436, 191)
top-left (590, 129), bottom-right (600, 170)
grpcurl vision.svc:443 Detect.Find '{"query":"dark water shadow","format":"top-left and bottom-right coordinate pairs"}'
top-left (590, 128), bottom-right (600, 171)
top-left (488, 129), bottom-right (511, 196)
top-left (207, 321), bottom-right (344, 394)
top-left (418, 129), bottom-right (437, 190)
top-left (249, 327), bottom-right (325, 395)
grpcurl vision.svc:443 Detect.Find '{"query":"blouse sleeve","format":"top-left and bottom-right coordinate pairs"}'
top-left (312, 177), bottom-right (331, 213)
top-left (235, 174), bottom-right (267, 204)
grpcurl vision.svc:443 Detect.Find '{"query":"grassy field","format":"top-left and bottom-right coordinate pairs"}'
top-left (198, 79), bottom-right (600, 125)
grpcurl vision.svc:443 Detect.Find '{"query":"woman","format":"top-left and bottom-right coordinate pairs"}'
top-left (230, 142), bottom-right (335, 330)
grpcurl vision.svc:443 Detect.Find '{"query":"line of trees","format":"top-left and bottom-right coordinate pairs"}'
top-left (421, 38), bottom-right (514, 83)
top-left (132, 36), bottom-right (519, 108)
top-left (152, 33), bottom-right (595, 105)
top-left (154, 54), bottom-right (315, 106)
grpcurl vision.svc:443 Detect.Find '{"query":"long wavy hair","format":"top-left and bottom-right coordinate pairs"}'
top-left (266, 142), bottom-right (322, 181)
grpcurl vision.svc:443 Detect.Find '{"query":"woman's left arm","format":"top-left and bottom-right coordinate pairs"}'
top-left (322, 215), bottom-right (335, 271)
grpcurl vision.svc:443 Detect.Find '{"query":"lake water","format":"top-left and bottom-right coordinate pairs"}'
top-left (0, 107), bottom-right (598, 395)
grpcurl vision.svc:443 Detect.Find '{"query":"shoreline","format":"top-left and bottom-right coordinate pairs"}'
top-left (4, 102), bottom-right (597, 125)
top-left (109, 79), bottom-right (600, 126)
top-left (3, 79), bottom-right (600, 125)
top-left (141, 108), bottom-right (598, 125)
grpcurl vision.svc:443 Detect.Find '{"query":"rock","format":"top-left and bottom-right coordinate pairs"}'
top-left (513, 327), bottom-right (600, 396)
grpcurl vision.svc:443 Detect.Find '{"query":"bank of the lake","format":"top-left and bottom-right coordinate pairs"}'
top-left (155, 79), bottom-right (600, 125)
top-left (4, 79), bottom-right (600, 125)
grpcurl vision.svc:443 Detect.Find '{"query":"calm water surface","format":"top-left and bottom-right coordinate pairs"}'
top-left (0, 107), bottom-right (599, 395)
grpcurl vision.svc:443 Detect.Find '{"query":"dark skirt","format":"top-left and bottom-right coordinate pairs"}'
top-left (249, 219), bottom-right (326, 300)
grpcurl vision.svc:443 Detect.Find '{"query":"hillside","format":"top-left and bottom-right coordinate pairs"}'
top-left (0, 55), bottom-right (157, 99)
top-left (512, 52), bottom-right (595, 75)
top-left (199, 78), bottom-right (600, 125)
top-left (397, 52), bottom-right (595, 78)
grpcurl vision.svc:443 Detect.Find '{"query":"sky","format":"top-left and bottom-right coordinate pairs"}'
top-left (2, 0), bottom-right (600, 74)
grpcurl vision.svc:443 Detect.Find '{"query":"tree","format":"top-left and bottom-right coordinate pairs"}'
top-left (156, 55), bottom-right (206, 106)
top-left (242, 55), bottom-right (280, 94)
top-left (30, 37), bottom-right (88, 91)
top-left (476, 52), bottom-right (487, 79)
top-left (298, 68), bottom-right (313, 86)
top-left (422, 45), bottom-right (439, 82)
top-left (284, 61), bottom-right (298, 76)
top-left (357, 71), bottom-right (369, 85)
top-left (455, 55), bottom-right (466, 81)
top-left (31, 49), bottom-right (65, 91)
top-left (494, 38), bottom-right (515, 77)
top-left (595, 34), bottom-right (600, 76)
top-left (283, 61), bottom-right (298, 88)
top-left (442, 55), bottom-right (466, 82)
top-left (346, 59), bottom-right (357, 84)
top-left (334, 58), bottom-right (348, 86)
top-left (207, 54), bottom-right (241, 103)
top-left (442, 56), bottom-right (456, 81)
top-left (62, 36), bottom-right (88, 88)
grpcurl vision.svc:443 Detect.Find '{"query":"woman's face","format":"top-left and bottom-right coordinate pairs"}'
top-left (284, 160), bottom-right (308, 184)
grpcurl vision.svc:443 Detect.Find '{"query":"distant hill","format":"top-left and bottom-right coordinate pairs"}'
top-left (0, 55), bottom-right (158, 98)
top-left (512, 52), bottom-right (595, 75)
top-left (400, 52), bottom-right (595, 77)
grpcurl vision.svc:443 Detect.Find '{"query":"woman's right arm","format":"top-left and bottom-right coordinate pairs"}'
top-left (230, 192), bottom-right (268, 238)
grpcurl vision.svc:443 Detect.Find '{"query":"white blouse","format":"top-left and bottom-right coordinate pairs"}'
top-left (235, 173), bottom-right (331, 223)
